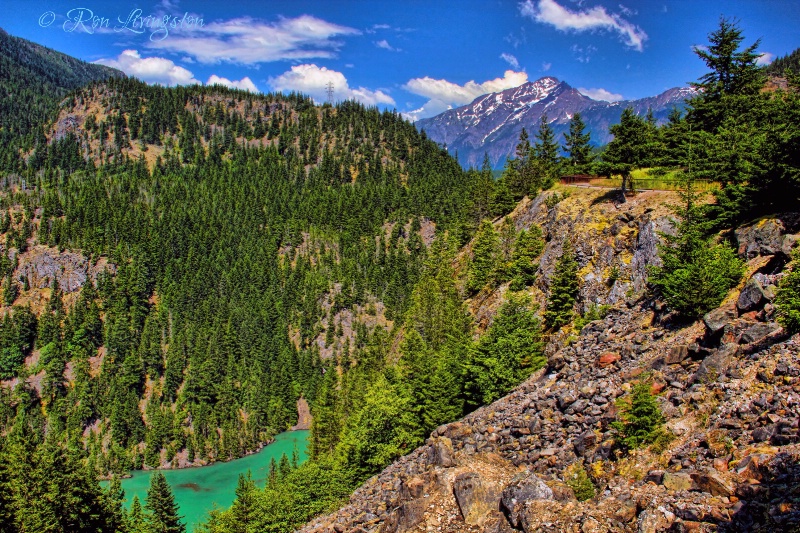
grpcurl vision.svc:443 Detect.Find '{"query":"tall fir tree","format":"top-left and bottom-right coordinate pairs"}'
top-left (145, 472), bottom-right (185, 533)
top-left (467, 220), bottom-right (500, 293)
top-left (544, 240), bottom-right (580, 330)
top-left (562, 112), bottom-right (593, 172)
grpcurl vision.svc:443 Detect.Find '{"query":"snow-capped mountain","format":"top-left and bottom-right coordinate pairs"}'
top-left (415, 77), bottom-right (695, 168)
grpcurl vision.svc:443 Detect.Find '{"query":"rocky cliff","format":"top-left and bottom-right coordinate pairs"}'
top-left (300, 189), bottom-right (800, 533)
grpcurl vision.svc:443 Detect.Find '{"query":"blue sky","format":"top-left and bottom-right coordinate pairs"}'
top-left (4, 0), bottom-right (799, 120)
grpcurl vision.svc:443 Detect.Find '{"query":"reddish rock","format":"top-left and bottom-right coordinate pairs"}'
top-left (713, 457), bottom-right (730, 472)
top-left (597, 352), bottom-right (621, 368)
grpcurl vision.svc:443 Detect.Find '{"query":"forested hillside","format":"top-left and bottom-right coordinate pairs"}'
top-left (0, 16), bottom-right (798, 533)
top-left (0, 28), bottom-right (124, 170)
top-left (0, 74), bottom-right (489, 467)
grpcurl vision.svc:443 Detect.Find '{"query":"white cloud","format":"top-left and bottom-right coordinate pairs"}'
top-left (375, 39), bottom-right (400, 51)
top-left (542, 61), bottom-right (552, 71)
top-left (148, 15), bottom-right (360, 64)
top-left (501, 53), bottom-right (520, 69)
top-left (207, 75), bottom-right (258, 92)
top-left (757, 52), bottom-right (774, 66)
top-left (367, 23), bottom-right (391, 33)
top-left (269, 64), bottom-right (395, 106)
top-left (520, 0), bottom-right (647, 51)
top-left (578, 86), bottom-right (624, 101)
top-left (95, 50), bottom-right (199, 86)
top-left (403, 70), bottom-right (528, 121)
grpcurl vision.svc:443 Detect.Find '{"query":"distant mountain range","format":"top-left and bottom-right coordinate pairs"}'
top-left (415, 76), bottom-right (695, 169)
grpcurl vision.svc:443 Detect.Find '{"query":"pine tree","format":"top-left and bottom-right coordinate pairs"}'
top-left (104, 474), bottom-right (129, 533)
top-left (229, 471), bottom-right (256, 533)
top-left (471, 154), bottom-right (496, 224)
top-left (533, 114), bottom-right (560, 169)
top-left (129, 495), bottom-right (146, 533)
top-left (611, 380), bottom-right (671, 450)
top-left (648, 179), bottom-right (744, 318)
top-left (145, 472), bottom-right (185, 533)
top-left (544, 240), bottom-right (580, 330)
top-left (464, 292), bottom-right (544, 409)
top-left (775, 248), bottom-right (800, 334)
top-left (689, 16), bottom-right (765, 131)
top-left (563, 113), bottom-right (593, 172)
top-left (509, 225), bottom-right (545, 291)
top-left (467, 220), bottom-right (500, 293)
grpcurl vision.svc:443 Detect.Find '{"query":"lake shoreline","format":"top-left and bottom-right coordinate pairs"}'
top-left (99, 430), bottom-right (310, 479)
top-left (104, 430), bottom-right (310, 531)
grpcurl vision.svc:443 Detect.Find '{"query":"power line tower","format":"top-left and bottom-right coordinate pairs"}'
top-left (325, 81), bottom-right (334, 104)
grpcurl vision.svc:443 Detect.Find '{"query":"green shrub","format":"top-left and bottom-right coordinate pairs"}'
top-left (564, 463), bottom-right (596, 501)
top-left (574, 304), bottom-right (610, 332)
top-left (648, 180), bottom-right (744, 318)
top-left (611, 380), bottom-right (672, 451)
top-left (776, 247), bottom-right (800, 334)
top-left (544, 191), bottom-right (570, 209)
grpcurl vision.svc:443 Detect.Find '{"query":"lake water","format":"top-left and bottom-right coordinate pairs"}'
top-left (110, 430), bottom-right (309, 532)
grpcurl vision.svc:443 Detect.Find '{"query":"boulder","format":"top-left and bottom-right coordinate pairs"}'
top-left (426, 437), bottom-right (455, 467)
top-left (632, 217), bottom-right (676, 293)
top-left (662, 472), bottom-right (693, 492)
top-left (703, 305), bottom-right (737, 335)
top-left (402, 477), bottom-right (425, 499)
top-left (751, 424), bottom-right (778, 443)
top-left (453, 472), bottom-right (502, 525)
top-left (693, 344), bottom-right (739, 384)
top-left (737, 278), bottom-right (770, 312)
top-left (734, 454), bottom-right (767, 481)
top-left (782, 234), bottom-right (799, 257)
top-left (574, 430), bottom-right (598, 457)
top-left (690, 470), bottom-right (734, 497)
top-left (665, 345), bottom-right (689, 364)
top-left (500, 472), bottom-right (553, 528)
top-left (735, 218), bottom-right (784, 259)
top-left (740, 322), bottom-right (782, 345)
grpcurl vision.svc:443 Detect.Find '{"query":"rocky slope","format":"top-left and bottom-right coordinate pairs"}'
top-left (300, 189), bottom-right (800, 533)
top-left (415, 77), bottom-right (693, 169)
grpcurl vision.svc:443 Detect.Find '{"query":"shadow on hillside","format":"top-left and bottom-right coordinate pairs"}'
top-left (590, 189), bottom-right (624, 206)
top-left (716, 451), bottom-right (800, 532)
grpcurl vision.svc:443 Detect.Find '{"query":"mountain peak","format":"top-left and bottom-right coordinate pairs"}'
top-left (416, 78), bottom-right (691, 169)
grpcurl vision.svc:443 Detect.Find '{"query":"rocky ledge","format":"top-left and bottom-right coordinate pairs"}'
top-left (300, 210), bottom-right (800, 533)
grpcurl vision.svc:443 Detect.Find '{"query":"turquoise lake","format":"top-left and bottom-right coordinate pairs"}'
top-left (109, 430), bottom-right (309, 532)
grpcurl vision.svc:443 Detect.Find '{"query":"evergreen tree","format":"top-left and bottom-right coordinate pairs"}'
top-left (104, 475), bottom-right (129, 533)
top-left (464, 293), bottom-right (544, 409)
top-left (509, 225), bottom-right (545, 291)
top-left (544, 241), bottom-right (580, 330)
top-left (689, 16), bottom-right (765, 131)
top-left (129, 496), bottom-right (146, 533)
top-left (470, 155), bottom-right (496, 224)
top-left (145, 472), bottom-right (185, 533)
top-left (336, 374), bottom-right (418, 481)
top-left (533, 114), bottom-right (560, 170)
top-left (229, 471), bottom-right (256, 533)
top-left (467, 220), bottom-right (500, 293)
top-left (562, 112), bottom-right (593, 172)
top-left (611, 379), bottom-right (671, 450)
top-left (598, 107), bottom-right (658, 198)
top-left (648, 179), bottom-right (744, 318)
top-left (774, 247), bottom-right (800, 334)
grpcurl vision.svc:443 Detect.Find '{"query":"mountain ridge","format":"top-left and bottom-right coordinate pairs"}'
top-left (416, 77), bottom-right (695, 169)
